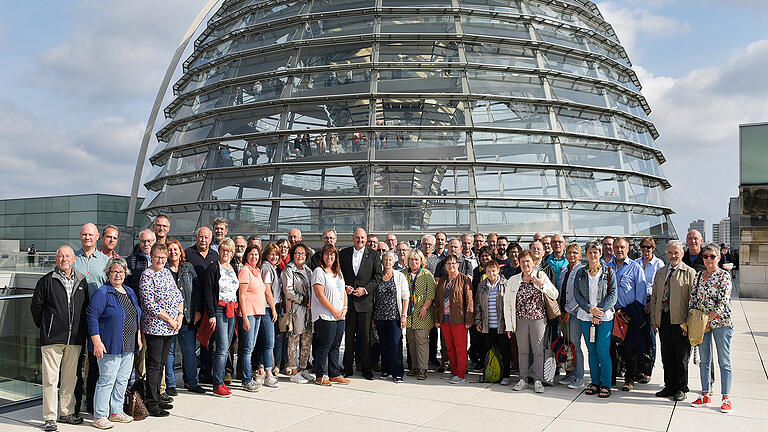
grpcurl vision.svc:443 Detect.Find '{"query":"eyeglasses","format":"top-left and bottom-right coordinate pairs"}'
top-left (294, 252), bottom-right (306, 256)
top-left (640, 245), bottom-right (654, 250)
top-left (109, 270), bottom-right (125, 275)
top-left (703, 254), bottom-right (718, 260)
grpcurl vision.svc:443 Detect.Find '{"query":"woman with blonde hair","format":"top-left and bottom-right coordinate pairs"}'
top-left (403, 250), bottom-right (435, 380)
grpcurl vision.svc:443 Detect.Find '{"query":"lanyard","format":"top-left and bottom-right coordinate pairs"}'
top-left (408, 268), bottom-right (421, 317)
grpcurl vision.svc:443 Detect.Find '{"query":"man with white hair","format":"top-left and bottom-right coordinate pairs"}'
top-left (185, 227), bottom-right (219, 385)
top-left (385, 233), bottom-right (398, 252)
top-left (125, 229), bottom-right (156, 384)
top-left (650, 241), bottom-right (696, 402)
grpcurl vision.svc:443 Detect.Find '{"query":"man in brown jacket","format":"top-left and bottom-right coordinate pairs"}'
top-left (650, 241), bottom-right (696, 402)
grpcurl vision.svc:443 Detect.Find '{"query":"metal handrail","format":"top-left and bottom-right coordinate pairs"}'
top-left (0, 294), bottom-right (34, 300)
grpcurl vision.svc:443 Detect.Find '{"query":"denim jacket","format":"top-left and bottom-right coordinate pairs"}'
top-left (573, 265), bottom-right (617, 314)
top-left (177, 261), bottom-right (201, 323)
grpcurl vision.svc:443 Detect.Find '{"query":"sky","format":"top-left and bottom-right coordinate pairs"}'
top-left (0, 0), bottom-right (766, 240)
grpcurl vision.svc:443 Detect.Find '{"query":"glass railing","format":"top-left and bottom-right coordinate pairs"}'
top-left (0, 293), bottom-right (42, 407)
top-left (0, 252), bottom-right (57, 274)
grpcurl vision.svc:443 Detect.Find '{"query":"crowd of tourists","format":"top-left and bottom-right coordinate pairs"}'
top-left (31, 216), bottom-right (736, 430)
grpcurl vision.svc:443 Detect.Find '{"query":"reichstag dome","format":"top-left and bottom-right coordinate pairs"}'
top-left (140, 0), bottom-right (677, 241)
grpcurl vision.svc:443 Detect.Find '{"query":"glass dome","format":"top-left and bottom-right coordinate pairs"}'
top-left (142, 0), bottom-right (677, 241)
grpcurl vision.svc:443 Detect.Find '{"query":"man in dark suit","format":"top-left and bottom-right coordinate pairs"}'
top-left (340, 227), bottom-right (382, 380)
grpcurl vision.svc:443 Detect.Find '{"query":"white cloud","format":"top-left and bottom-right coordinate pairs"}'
top-left (637, 40), bottom-right (768, 236)
top-left (597, 2), bottom-right (689, 60)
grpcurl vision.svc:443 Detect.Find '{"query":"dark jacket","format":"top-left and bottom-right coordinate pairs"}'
top-left (434, 254), bottom-right (474, 279)
top-left (125, 252), bottom-right (149, 301)
top-left (31, 268), bottom-right (89, 346)
top-left (176, 261), bottom-right (201, 323)
top-left (339, 246), bottom-right (382, 313)
top-left (434, 272), bottom-right (474, 326)
top-left (310, 250), bottom-right (323, 271)
top-left (86, 283), bottom-right (141, 355)
top-left (185, 246), bottom-right (219, 283)
top-left (474, 276), bottom-right (506, 333)
top-left (683, 249), bottom-right (706, 272)
top-left (574, 265), bottom-right (617, 315)
top-left (202, 261), bottom-right (224, 318)
top-left (622, 301), bottom-right (652, 355)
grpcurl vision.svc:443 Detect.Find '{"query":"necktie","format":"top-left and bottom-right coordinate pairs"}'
top-left (662, 268), bottom-right (674, 313)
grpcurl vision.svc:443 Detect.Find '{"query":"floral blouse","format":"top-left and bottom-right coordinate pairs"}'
top-left (516, 281), bottom-right (546, 320)
top-left (139, 267), bottom-right (183, 336)
top-left (689, 268), bottom-right (733, 329)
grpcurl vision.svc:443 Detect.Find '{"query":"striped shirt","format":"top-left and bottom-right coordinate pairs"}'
top-left (487, 280), bottom-right (500, 328)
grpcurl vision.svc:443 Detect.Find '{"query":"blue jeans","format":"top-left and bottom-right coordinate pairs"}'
top-left (214, 306), bottom-right (236, 387)
top-left (581, 320), bottom-right (612, 387)
top-left (165, 322), bottom-right (198, 388)
top-left (699, 326), bottom-right (733, 395)
top-left (314, 319), bottom-right (345, 378)
top-left (274, 323), bottom-right (288, 368)
top-left (563, 314), bottom-right (585, 381)
top-left (375, 319), bottom-right (404, 379)
top-left (239, 315), bottom-right (261, 384)
top-left (94, 352), bottom-right (134, 419)
top-left (254, 309), bottom-right (275, 369)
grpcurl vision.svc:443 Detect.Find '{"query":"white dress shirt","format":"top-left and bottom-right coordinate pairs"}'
top-left (352, 246), bottom-right (364, 276)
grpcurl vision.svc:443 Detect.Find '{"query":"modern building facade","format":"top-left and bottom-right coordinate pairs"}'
top-left (739, 122), bottom-right (768, 298)
top-left (712, 217), bottom-right (730, 246)
top-left (0, 194), bottom-right (148, 252)
top-left (729, 196), bottom-right (740, 248)
top-left (688, 219), bottom-right (705, 241)
top-left (139, 0), bottom-right (676, 241)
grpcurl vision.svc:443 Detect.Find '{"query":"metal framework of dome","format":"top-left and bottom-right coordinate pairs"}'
top-left (140, 0), bottom-right (677, 241)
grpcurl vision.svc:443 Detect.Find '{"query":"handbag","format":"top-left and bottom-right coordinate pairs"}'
top-left (539, 271), bottom-right (561, 320)
top-left (612, 309), bottom-right (630, 342)
top-left (552, 322), bottom-right (576, 372)
top-left (123, 375), bottom-right (149, 420)
top-left (278, 310), bottom-right (294, 333)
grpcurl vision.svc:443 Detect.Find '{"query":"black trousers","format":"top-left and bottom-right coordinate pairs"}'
top-left (85, 351), bottom-right (99, 411)
top-left (468, 325), bottom-right (483, 366)
top-left (482, 328), bottom-right (511, 378)
top-left (611, 339), bottom-right (638, 385)
top-left (73, 350), bottom-right (86, 414)
top-left (343, 310), bottom-right (372, 371)
top-left (428, 327), bottom-right (439, 364)
top-left (659, 311), bottom-right (691, 392)
top-left (145, 335), bottom-right (173, 407)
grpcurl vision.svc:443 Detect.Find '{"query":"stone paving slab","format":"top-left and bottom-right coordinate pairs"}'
top-left (2, 298), bottom-right (767, 432)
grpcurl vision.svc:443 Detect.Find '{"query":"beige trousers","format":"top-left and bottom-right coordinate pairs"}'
top-left (41, 344), bottom-right (82, 421)
top-left (406, 328), bottom-right (430, 370)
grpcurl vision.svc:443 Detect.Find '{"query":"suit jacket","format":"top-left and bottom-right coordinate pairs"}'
top-left (339, 246), bottom-right (382, 313)
top-left (650, 262), bottom-right (696, 326)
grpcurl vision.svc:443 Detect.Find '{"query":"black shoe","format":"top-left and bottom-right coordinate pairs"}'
top-left (42, 420), bottom-right (57, 431)
top-left (198, 375), bottom-right (213, 384)
top-left (166, 386), bottom-right (178, 396)
top-left (372, 363), bottom-right (381, 372)
top-left (159, 402), bottom-right (174, 410)
top-left (342, 367), bottom-right (354, 378)
top-left (636, 374), bottom-right (651, 384)
top-left (160, 393), bottom-right (174, 403)
top-left (363, 371), bottom-right (375, 381)
top-left (673, 390), bottom-right (686, 401)
top-left (147, 406), bottom-right (170, 417)
top-left (58, 414), bottom-right (83, 425)
top-left (185, 384), bottom-right (206, 394)
top-left (655, 388), bottom-right (674, 397)
top-left (437, 366), bottom-right (445, 373)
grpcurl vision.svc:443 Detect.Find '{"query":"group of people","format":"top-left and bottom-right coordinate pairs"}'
top-left (31, 218), bottom-right (736, 431)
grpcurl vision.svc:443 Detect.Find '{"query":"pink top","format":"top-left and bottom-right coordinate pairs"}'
top-left (238, 264), bottom-right (267, 317)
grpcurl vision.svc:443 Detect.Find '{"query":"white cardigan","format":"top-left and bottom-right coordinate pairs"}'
top-left (379, 270), bottom-right (410, 317)
top-left (503, 271), bottom-right (558, 332)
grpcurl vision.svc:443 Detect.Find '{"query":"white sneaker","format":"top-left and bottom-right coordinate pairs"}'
top-left (568, 378), bottom-right (584, 389)
top-left (534, 381), bottom-right (544, 393)
top-left (290, 373), bottom-right (309, 384)
top-left (500, 377), bottom-right (511, 386)
top-left (558, 376), bottom-right (573, 386)
top-left (92, 417), bottom-right (114, 429)
top-left (512, 379), bottom-right (527, 391)
top-left (255, 373), bottom-right (265, 386)
top-left (300, 370), bottom-right (315, 382)
top-left (264, 375), bottom-right (279, 388)
top-left (449, 375), bottom-right (466, 384)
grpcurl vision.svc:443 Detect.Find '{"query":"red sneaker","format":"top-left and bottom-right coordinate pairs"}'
top-left (720, 398), bottom-right (732, 413)
top-left (691, 393), bottom-right (711, 407)
top-left (213, 384), bottom-right (231, 398)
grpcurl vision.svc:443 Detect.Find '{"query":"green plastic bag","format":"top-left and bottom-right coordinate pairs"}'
top-left (483, 345), bottom-right (502, 383)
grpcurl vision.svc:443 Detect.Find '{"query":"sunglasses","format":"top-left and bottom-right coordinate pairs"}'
top-left (640, 245), bottom-right (653, 249)
top-left (703, 254), bottom-right (718, 260)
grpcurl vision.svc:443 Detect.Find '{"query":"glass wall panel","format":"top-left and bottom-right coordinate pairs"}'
top-left (311, 0), bottom-right (375, 13)
top-left (473, 132), bottom-right (556, 163)
top-left (460, 0), bottom-right (521, 13)
top-left (570, 209), bottom-right (629, 235)
top-left (96, 195), bottom-right (128, 212)
top-left (373, 166), bottom-right (470, 196)
top-left (597, 64), bottom-right (639, 92)
top-left (302, 16), bottom-right (375, 40)
top-left (224, 50), bottom-right (294, 79)
top-left (25, 214), bottom-right (45, 226)
top-left (46, 212), bottom-right (69, 226)
top-left (633, 213), bottom-right (672, 237)
top-left (69, 211), bottom-right (99, 226)
top-left (211, 176), bottom-right (275, 200)
top-left (207, 136), bottom-right (280, 169)
top-left (565, 170), bottom-right (623, 201)
top-left (543, 51), bottom-right (598, 79)
top-left (284, 130), bottom-right (369, 160)
top-left (5, 200), bottom-right (25, 214)
top-left (623, 151), bottom-right (663, 177)
top-left (587, 38), bottom-right (628, 67)
top-left (475, 168), bottom-right (560, 198)
top-left (286, 100), bottom-right (370, 131)
top-left (555, 106), bottom-right (614, 138)
top-left (460, 16), bottom-right (529, 39)
top-left (560, 138), bottom-right (621, 169)
top-left (378, 69), bottom-right (461, 93)
top-left (213, 203), bottom-right (273, 233)
top-left (614, 117), bottom-right (654, 147)
top-left (549, 78), bottom-right (607, 108)
top-left (476, 201), bottom-right (564, 233)
top-left (626, 177), bottom-right (666, 207)
top-left (216, 107), bottom-right (283, 137)
top-left (380, 16), bottom-right (456, 34)
top-left (471, 101), bottom-right (550, 129)
top-left (373, 199), bottom-right (470, 231)
top-left (292, 70), bottom-right (371, 98)
top-left (375, 99), bottom-right (466, 127)
top-left (383, 0), bottom-right (453, 6)
top-left (467, 71), bottom-right (545, 98)
top-left (372, 130), bottom-right (467, 159)
top-left (278, 200), bottom-right (367, 232)
top-left (163, 117), bottom-right (215, 147)
top-left (69, 195), bottom-right (98, 212)
top-left (298, 43), bottom-right (373, 67)
top-left (379, 41), bottom-right (459, 63)
top-left (208, 2), bottom-right (309, 43)
top-left (280, 166), bottom-right (367, 197)
top-left (25, 199), bottom-right (44, 214)
top-left (606, 89), bottom-right (647, 119)
top-left (464, 42), bottom-right (537, 68)
top-left (533, 23), bottom-right (587, 51)
top-left (178, 63), bottom-right (229, 95)
top-left (192, 24), bottom-right (304, 71)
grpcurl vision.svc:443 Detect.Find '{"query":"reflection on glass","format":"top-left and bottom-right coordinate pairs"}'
top-left (464, 42), bottom-right (537, 68)
top-left (570, 209), bottom-right (629, 235)
top-left (302, 16), bottom-right (374, 39)
top-left (560, 139), bottom-right (621, 169)
top-left (298, 43), bottom-right (372, 67)
top-left (375, 99), bottom-right (466, 127)
top-left (555, 106), bottom-right (613, 138)
top-left (543, 52), bottom-right (597, 79)
top-left (311, 0), bottom-right (375, 13)
top-left (373, 200), bottom-right (470, 231)
top-left (280, 166), bottom-right (366, 197)
top-left (473, 132), bottom-right (555, 163)
top-left (533, 23), bottom-right (587, 51)
top-left (379, 41), bottom-right (459, 63)
top-left (373, 130), bottom-right (467, 157)
top-left (566, 170), bottom-right (622, 201)
top-left (467, 71), bottom-right (545, 98)
top-left (292, 70), bottom-right (370, 97)
top-left (460, 0), bottom-right (521, 13)
top-left (549, 78), bottom-right (607, 108)
top-left (378, 69), bottom-right (461, 93)
top-left (381, 16), bottom-right (456, 34)
top-left (471, 101), bottom-right (550, 129)
top-left (475, 168), bottom-right (560, 198)
top-left (373, 166), bottom-right (469, 196)
top-left (278, 200), bottom-right (367, 232)
top-left (461, 16), bottom-right (529, 39)
top-left (476, 201), bottom-right (564, 233)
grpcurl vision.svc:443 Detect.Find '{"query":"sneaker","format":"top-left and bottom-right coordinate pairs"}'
top-left (272, 366), bottom-right (280, 376)
top-left (329, 376), bottom-right (351, 385)
top-left (255, 373), bottom-right (265, 386)
top-left (691, 393), bottom-right (712, 407)
top-left (92, 417), bottom-right (114, 429)
top-left (291, 373), bottom-right (310, 384)
top-left (185, 384), bottom-right (206, 394)
top-left (558, 376), bottom-right (573, 386)
top-left (213, 384), bottom-right (232, 397)
top-left (107, 413), bottom-right (133, 423)
top-left (500, 377), bottom-right (511, 386)
top-left (224, 372), bottom-right (233, 385)
top-left (147, 406), bottom-right (170, 417)
top-left (380, 373), bottom-right (392, 380)
top-left (264, 375), bottom-right (279, 388)
top-left (394, 377), bottom-right (404, 384)
top-left (300, 370), bottom-right (315, 382)
top-left (315, 375), bottom-right (332, 386)
top-left (243, 380), bottom-right (261, 392)
top-left (449, 376), bottom-right (466, 385)
top-left (165, 386), bottom-right (178, 397)
top-left (568, 378), bottom-right (584, 389)
top-left (720, 397), bottom-right (732, 413)
top-left (534, 381), bottom-right (544, 393)
top-left (59, 414), bottom-right (84, 425)
top-left (512, 379), bottom-right (527, 391)
top-left (43, 420), bottom-right (57, 431)
top-left (159, 393), bottom-right (174, 403)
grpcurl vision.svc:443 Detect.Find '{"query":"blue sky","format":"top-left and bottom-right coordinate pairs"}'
top-left (0, 0), bottom-right (766, 240)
